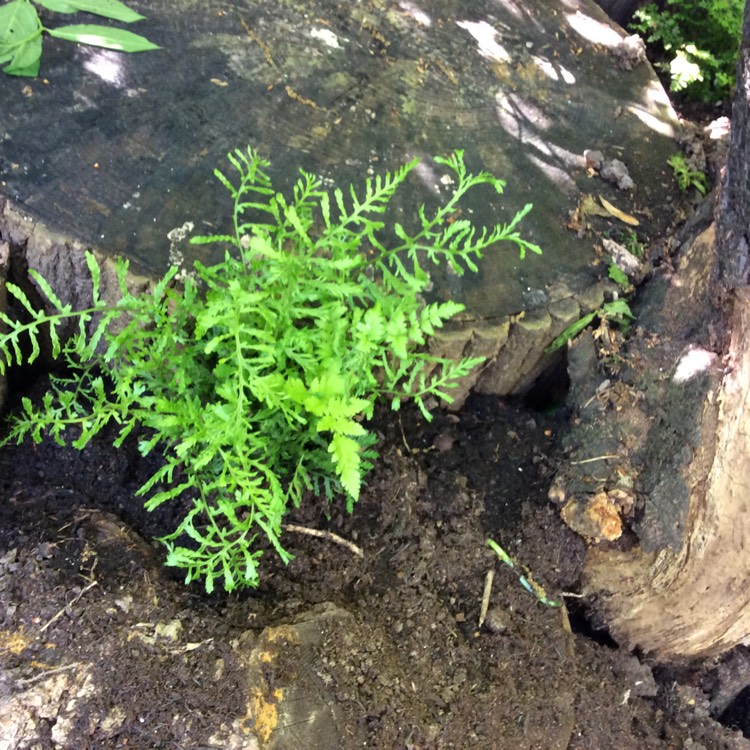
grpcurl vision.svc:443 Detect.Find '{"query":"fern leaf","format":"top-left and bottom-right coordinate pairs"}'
top-left (328, 433), bottom-right (362, 501)
top-left (190, 233), bottom-right (237, 246)
top-left (28, 270), bottom-right (68, 312)
top-left (83, 251), bottom-right (102, 307)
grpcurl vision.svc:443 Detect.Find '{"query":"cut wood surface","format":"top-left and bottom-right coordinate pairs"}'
top-left (0, 0), bottom-right (683, 398)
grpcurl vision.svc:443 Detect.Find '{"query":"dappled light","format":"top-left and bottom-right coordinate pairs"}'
top-left (644, 78), bottom-right (674, 110)
top-left (527, 153), bottom-right (577, 192)
top-left (620, 79), bottom-right (676, 138)
top-left (533, 55), bottom-right (576, 84)
top-left (397, 0), bottom-right (432, 27)
top-left (456, 19), bottom-right (511, 63)
top-left (489, 0), bottom-right (523, 19)
top-left (309, 27), bottom-right (342, 48)
top-left (627, 104), bottom-right (675, 138)
top-left (673, 347), bottom-right (718, 384)
top-left (494, 93), bottom-right (583, 191)
top-left (412, 159), bottom-right (443, 196)
top-left (81, 49), bottom-right (128, 88)
top-left (495, 93), bottom-right (552, 133)
top-left (565, 10), bottom-right (623, 47)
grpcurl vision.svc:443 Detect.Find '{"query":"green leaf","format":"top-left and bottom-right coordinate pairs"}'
top-left (602, 298), bottom-right (634, 320)
top-left (85, 251), bottom-right (102, 305)
top-left (58, 0), bottom-right (145, 22)
top-left (608, 263), bottom-right (630, 291)
top-left (328, 433), bottom-right (362, 501)
top-left (0, 0), bottom-right (41, 75)
top-left (2, 34), bottom-right (41, 75)
top-left (29, 268), bottom-right (66, 310)
top-left (546, 311), bottom-right (598, 352)
top-left (48, 24), bottom-right (160, 51)
top-left (0, 0), bottom-right (40, 44)
top-left (0, 45), bottom-right (14, 65)
top-left (35, 0), bottom-right (77, 12)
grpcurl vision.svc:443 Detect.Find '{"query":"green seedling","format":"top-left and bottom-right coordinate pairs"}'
top-left (487, 538), bottom-right (560, 607)
top-left (547, 297), bottom-right (634, 353)
top-left (622, 230), bottom-right (645, 259)
top-left (668, 153), bottom-right (709, 195)
top-left (0, 0), bottom-right (159, 77)
top-left (0, 147), bottom-right (540, 592)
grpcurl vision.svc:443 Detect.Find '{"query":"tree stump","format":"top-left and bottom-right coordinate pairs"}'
top-left (0, 0), bottom-right (682, 399)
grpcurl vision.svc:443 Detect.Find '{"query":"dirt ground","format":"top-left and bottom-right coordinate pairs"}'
top-left (0, 109), bottom-right (745, 748)
top-left (1, 385), bottom-right (749, 749)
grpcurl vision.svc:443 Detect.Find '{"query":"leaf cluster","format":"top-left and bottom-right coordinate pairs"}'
top-left (668, 153), bottom-right (709, 195)
top-left (630, 0), bottom-right (742, 101)
top-left (0, 147), bottom-right (540, 592)
top-left (0, 0), bottom-right (158, 77)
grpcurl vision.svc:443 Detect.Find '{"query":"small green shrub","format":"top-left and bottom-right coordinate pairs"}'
top-left (0, 147), bottom-right (540, 592)
top-left (0, 0), bottom-right (158, 77)
top-left (621, 230), bottom-right (645, 259)
top-left (630, 0), bottom-right (742, 100)
top-left (668, 152), bottom-right (709, 194)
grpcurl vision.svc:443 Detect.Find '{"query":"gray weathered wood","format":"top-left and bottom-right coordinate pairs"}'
top-left (0, 0), bottom-right (680, 397)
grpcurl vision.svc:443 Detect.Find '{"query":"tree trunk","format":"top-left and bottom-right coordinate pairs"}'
top-left (716, 0), bottom-right (750, 288)
top-left (582, 277), bottom-right (750, 659)
top-left (561, 2), bottom-right (750, 660)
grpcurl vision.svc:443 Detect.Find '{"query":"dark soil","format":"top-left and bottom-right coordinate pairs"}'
top-left (1, 388), bottom-right (749, 749)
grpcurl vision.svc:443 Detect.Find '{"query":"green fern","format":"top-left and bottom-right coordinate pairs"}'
top-left (0, 147), bottom-right (540, 592)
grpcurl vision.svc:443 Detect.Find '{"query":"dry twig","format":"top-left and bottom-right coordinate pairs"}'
top-left (479, 569), bottom-right (494, 629)
top-left (40, 580), bottom-right (98, 633)
top-left (283, 524), bottom-right (364, 558)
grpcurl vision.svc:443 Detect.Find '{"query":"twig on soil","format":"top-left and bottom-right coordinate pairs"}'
top-left (582, 385), bottom-right (612, 410)
top-left (16, 662), bottom-right (79, 686)
top-left (569, 454), bottom-right (619, 465)
top-left (479, 569), bottom-right (494, 629)
top-left (398, 414), bottom-right (413, 454)
top-left (39, 580), bottom-right (98, 633)
top-left (486, 538), bottom-right (560, 607)
top-left (283, 524), bottom-right (364, 558)
top-left (559, 600), bottom-right (577, 658)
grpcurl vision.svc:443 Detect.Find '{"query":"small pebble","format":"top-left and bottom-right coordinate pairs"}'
top-left (484, 607), bottom-right (508, 634)
top-left (433, 432), bottom-right (454, 452)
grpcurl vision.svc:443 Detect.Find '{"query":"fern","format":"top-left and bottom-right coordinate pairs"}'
top-left (0, 146), bottom-right (540, 592)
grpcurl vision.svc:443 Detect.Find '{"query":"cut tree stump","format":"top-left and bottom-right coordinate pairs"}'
top-left (0, 0), bottom-right (683, 399)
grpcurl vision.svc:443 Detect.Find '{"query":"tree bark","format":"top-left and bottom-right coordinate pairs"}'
top-left (582, 279), bottom-right (750, 659)
top-left (716, 0), bottom-right (750, 287)
top-left (561, 3), bottom-right (750, 660)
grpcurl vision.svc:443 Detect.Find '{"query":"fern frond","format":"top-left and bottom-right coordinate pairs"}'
top-left (0, 146), bottom-right (539, 593)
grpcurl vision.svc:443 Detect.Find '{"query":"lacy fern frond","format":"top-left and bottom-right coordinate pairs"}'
top-left (0, 147), bottom-right (539, 591)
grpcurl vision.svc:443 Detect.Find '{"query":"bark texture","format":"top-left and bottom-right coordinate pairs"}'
top-left (583, 283), bottom-right (750, 659)
top-left (716, 0), bottom-right (750, 287)
top-left (562, 5), bottom-right (750, 660)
